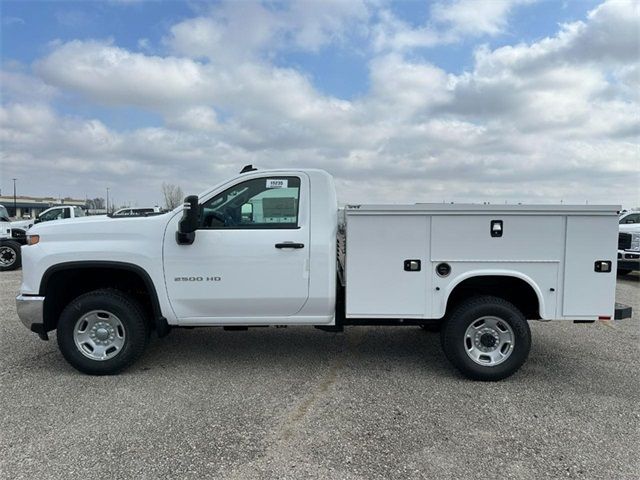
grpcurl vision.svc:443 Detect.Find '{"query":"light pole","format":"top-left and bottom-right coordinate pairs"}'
top-left (106, 187), bottom-right (110, 214)
top-left (12, 178), bottom-right (17, 217)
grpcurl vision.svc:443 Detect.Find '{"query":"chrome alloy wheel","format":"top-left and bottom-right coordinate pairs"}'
top-left (73, 310), bottom-right (126, 361)
top-left (464, 316), bottom-right (515, 366)
top-left (0, 246), bottom-right (16, 267)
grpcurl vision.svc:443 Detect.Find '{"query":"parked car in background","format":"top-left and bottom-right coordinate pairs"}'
top-left (112, 206), bottom-right (164, 217)
top-left (12, 205), bottom-right (87, 232)
top-left (0, 204), bottom-right (23, 271)
top-left (618, 223), bottom-right (640, 275)
top-left (619, 210), bottom-right (640, 225)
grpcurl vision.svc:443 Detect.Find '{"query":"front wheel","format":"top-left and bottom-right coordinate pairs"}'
top-left (57, 289), bottom-right (149, 375)
top-left (440, 296), bottom-right (531, 381)
top-left (0, 240), bottom-right (21, 271)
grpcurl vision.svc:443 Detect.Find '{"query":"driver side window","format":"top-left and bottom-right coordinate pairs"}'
top-left (200, 176), bottom-right (301, 229)
top-left (39, 208), bottom-right (64, 222)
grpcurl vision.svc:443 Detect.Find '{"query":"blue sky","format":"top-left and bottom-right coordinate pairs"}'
top-left (0, 1), bottom-right (637, 207)
top-left (2, 0), bottom-right (602, 99)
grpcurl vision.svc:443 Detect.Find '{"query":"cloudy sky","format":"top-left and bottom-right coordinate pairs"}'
top-left (1, 0), bottom-right (638, 208)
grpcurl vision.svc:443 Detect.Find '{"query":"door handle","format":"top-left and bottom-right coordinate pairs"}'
top-left (275, 242), bottom-right (305, 249)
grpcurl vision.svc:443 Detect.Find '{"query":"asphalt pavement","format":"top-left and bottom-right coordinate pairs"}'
top-left (1, 269), bottom-right (638, 479)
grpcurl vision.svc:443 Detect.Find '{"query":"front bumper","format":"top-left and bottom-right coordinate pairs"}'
top-left (16, 294), bottom-right (48, 339)
top-left (617, 250), bottom-right (640, 272)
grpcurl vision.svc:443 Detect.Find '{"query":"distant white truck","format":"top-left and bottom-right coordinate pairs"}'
top-left (112, 206), bottom-right (163, 217)
top-left (16, 167), bottom-right (632, 379)
top-left (11, 205), bottom-right (87, 234)
top-left (0, 205), bottom-right (24, 271)
top-left (3, 205), bottom-right (87, 271)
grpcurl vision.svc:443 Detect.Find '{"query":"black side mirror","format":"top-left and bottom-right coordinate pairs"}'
top-left (34, 218), bottom-right (41, 224)
top-left (176, 195), bottom-right (199, 245)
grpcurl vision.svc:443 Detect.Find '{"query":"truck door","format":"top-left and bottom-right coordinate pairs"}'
top-left (163, 174), bottom-right (311, 321)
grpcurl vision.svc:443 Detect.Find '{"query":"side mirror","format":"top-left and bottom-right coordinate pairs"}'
top-left (34, 217), bottom-right (41, 224)
top-left (176, 195), bottom-right (199, 245)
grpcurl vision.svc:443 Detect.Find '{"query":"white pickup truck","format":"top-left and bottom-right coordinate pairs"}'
top-left (1, 204), bottom-right (24, 271)
top-left (16, 167), bottom-right (632, 380)
top-left (11, 204), bottom-right (87, 232)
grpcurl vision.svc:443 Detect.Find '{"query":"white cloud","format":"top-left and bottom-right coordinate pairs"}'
top-left (36, 40), bottom-right (211, 109)
top-left (431, 0), bottom-right (534, 37)
top-left (0, 69), bottom-right (57, 103)
top-left (166, 0), bottom-right (369, 61)
top-left (373, 0), bottom-right (537, 52)
top-left (371, 10), bottom-right (445, 52)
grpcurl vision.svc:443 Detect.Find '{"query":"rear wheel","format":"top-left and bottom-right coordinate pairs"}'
top-left (0, 240), bottom-right (21, 271)
top-left (440, 296), bottom-right (531, 381)
top-left (57, 289), bottom-right (149, 375)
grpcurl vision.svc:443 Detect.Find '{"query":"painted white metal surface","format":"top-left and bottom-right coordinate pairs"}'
top-left (345, 205), bottom-right (619, 321)
top-left (346, 215), bottom-right (430, 318)
top-left (163, 173), bottom-right (312, 319)
top-left (563, 215), bottom-right (618, 317)
top-left (430, 215), bottom-right (565, 261)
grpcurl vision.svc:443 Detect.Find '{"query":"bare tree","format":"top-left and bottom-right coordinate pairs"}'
top-left (86, 197), bottom-right (105, 209)
top-left (162, 183), bottom-right (184, 210)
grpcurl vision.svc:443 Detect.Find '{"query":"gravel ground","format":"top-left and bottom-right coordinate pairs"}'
top-left (1, 269), bottom-right (638, 480)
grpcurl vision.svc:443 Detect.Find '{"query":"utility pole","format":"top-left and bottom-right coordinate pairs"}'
top-left (12, 178), bottom-right (17, 217)
top-left (106, 187), bottom-right (110, 214)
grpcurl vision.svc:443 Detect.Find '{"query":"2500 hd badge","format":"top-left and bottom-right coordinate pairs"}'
top-left (174, 276), bottom-right (221, 282)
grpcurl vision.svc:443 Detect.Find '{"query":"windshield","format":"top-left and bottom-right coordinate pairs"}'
top-left (0, 206), bottom-right (9, 222)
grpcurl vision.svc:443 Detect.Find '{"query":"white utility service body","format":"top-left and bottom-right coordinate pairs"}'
top-left (16, 168), bottom-right (631, 380)
top-left (342, 204), bottom-right (618, 321)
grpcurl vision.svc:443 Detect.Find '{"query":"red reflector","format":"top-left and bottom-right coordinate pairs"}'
top-left (598, 316), bottom-right (611, 320)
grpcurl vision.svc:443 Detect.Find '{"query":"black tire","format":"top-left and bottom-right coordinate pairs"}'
top-left (57, 289), bottom-right (149, 375)
top-left (616, 269), bottom-right (632, 276)
top-left (440, 296), bottom-right (531, 381)
top-left (0, 240), bottom-right (21, 271)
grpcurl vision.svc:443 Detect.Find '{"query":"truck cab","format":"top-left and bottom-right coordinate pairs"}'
top-left (15, 167), bottom-right (631, 380)
top-left (35, 205), bottom-right (86, 224)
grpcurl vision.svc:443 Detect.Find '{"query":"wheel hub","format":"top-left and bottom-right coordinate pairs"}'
top-left (0, 246), bottom-right (16, 266)
top-left (479, 331), bottom-right (498, 349)
top-left (464, 316), bottom-right (515, 366)
top-left (89, 321), bottom-right (116, 345)
top-left (74, 311), bottom-right (125, 361)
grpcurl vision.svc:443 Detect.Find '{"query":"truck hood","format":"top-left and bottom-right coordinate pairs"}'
top-left (28, 213), bottom-right (171, 239)
top-left (10, 219), bottom-right (33, 230)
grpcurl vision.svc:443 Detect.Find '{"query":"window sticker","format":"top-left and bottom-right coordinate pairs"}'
top-left (266, 179), bottom-right (288, 189)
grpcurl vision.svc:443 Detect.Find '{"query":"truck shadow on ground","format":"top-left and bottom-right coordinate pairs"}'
top-left (140, 326), bottom-right (454, 377)
top-left (616, 272), bottom-right (639, 282)
top-left (135, 324), bottom-right (601, 385)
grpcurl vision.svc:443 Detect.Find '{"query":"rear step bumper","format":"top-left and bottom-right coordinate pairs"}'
top-left (615, 303), bottom-right (632, 320)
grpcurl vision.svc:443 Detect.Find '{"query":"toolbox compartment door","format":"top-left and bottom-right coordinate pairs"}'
top-left (345, 214), bottom-right (429, 318)
top-left (562, 215), bottom-right (618, 317)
